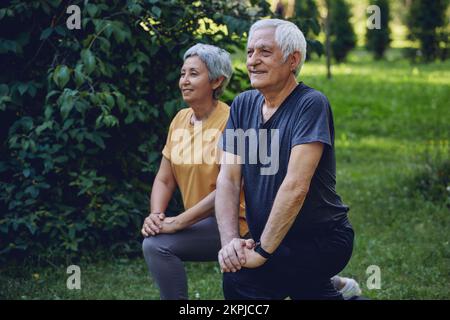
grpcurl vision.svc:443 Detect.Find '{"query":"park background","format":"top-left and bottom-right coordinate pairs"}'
top-left (0, 0), bottom-right (449, 299)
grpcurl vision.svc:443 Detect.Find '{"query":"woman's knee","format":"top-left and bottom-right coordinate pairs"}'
top-left (142, 236), bottom-right (168, 259)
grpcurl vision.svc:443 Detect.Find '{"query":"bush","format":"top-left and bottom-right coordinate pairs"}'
top-left (407, 0), bottom-right (449, 62)
top-left (365, 0), bottom-right (391, 60)
top-left (291, 0), bottom-right (323, 59)
top-left (328, 0), bottom-right (356, 63)
top-left (0, 0), bottom-right (272, 262)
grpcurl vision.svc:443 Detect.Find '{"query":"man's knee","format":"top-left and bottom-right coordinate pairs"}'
top-left (222, 272), bottom-right (264, 300)
top-left (223, 273), bottom-right (240, 300)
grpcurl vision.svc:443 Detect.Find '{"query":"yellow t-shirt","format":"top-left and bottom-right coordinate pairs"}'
top-left (162, 101), bottom-right (248, 237)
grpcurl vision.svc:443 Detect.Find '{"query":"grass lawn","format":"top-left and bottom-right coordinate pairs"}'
top-left (1, 49), bottom-right (449, 300)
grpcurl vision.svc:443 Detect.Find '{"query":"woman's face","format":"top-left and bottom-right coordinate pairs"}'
top-left (179, 56), bottom-right (215, 104)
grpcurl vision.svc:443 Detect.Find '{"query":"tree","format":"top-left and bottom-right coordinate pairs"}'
top-left (292, 0), bottom-right (323, 59)
top-left (366, 0), bottom-right (391, 60)
top-left (328, 0), bottom-right (356, 63)
top-left (407, 0), bottom-right (449, 61)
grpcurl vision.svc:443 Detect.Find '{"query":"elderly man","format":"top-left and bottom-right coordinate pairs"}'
top-left (216, 19), bottom-right (356, 299)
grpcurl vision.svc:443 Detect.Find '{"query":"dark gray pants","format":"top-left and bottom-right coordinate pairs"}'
top-left (142, 216), bottom-right (221, 299)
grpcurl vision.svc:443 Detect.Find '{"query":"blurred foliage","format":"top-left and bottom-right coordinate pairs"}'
top-left (291, 0), bottom-right (323, 59)
top-left (365, 0), bottom-right (391, 60)
top-left (328, 0), bottom-right (356, 63)
top-left (407, 0), bottom-right (449, 62)
top-left (0, 0), bottom-right (274, 262)
top-left (0, 0), bottom-right (323, 262)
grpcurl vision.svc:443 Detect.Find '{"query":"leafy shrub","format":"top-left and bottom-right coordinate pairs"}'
top-left (365, 0), bottom-right (391, 60)
top-left (407, 0), bottom-right (449, 62)
top-left (0, 0), bottom-right (272, 262)
top-left (0, 0), bottom-right (322, 262)
top-left (328, 0), bottom-right (356, 63)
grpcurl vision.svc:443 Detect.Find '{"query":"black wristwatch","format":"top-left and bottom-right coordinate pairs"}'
top-left (254, 241), bottom-right (271, 259)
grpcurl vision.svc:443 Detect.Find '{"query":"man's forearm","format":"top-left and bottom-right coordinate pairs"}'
top-left (260, 182), bottom-right (307, 254)
top-left (215, 178), bottom-right (241, 246)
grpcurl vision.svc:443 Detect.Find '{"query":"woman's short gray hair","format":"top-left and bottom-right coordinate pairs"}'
top-left (183, 44), bottom-right (233, 100)
top-left (248, 19), bottom-right (307, 76)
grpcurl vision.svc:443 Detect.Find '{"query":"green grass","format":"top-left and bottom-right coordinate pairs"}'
top-left (1, 50), bottom-right (449, 299)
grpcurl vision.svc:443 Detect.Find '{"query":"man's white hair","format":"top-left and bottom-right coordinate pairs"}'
top-left (248, 19), bottom-right (307, 76)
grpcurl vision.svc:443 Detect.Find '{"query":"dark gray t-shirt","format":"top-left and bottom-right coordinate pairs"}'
top-left (221, 83), bottom-right (349, 247)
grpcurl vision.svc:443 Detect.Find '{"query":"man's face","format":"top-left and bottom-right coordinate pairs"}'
top-left (246, 28), bottom-right (293, 91)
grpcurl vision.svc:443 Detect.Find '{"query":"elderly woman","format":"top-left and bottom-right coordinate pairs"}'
top-left (141, 43), bottom-right (247, 300)
top-left (141, 43), bottom-right (360, 300)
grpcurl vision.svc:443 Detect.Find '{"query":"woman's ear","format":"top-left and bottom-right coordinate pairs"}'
top-left (211, 76), bottom-right (225, 90)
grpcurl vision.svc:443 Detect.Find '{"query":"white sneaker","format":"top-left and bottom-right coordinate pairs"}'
top-left (339, 278), bottom-right (362, 299)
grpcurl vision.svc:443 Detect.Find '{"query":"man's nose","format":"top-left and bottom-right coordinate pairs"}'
top-left (247, 53), bottom-right (259, 69)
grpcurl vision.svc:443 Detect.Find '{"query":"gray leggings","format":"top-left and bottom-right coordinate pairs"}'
top-left (142, 216), bottom-right (221, 300)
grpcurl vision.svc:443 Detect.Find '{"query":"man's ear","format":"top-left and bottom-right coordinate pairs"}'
top-left (211, 76), bottom-right (225, 90)
top-left (289, 51), bottom-right (301, 73)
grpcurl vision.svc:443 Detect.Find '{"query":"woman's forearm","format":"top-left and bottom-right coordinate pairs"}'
top-left (150, 178), bottom-right (176, 214)
top-left (176, 190), bottom-right (216, 229)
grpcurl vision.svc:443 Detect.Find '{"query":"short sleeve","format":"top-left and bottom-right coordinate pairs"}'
top-left (291, 92), bottom-right (332, 148)
top-left (220, 97), bottom-right (240, 155)
top-left (162, 117), bottom-right (176, 160)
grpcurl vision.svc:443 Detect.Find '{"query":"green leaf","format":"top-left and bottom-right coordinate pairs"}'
top-left (28, 84), bottom-right (37, 97)
top-left (92, 134), bottom-right (105, 149)
top-left (63, 119), bottom-right (75, 131)
top-left (17, 82), bottom-right (28, 95)
top-left (25, 186), bottom-right (39, 198)
top-left (151, 6), bottom-right (161, 18)
top-left (74, 64), bottom-right (85, 87)
top-left (114, 92), bottom-right (126, 112)
top-left (104, 93), bottom-right (115, 108)
top-left (55, 26), bottom-right (66, 36)
top-left (60, 93), bottom-right (74, 119)
top-left (86, 4), bottom-right (98, 18)
top-left (23, 168), bottom-right (31, 178)
top-left (44, 105), bottom-right (53, 119)
top-left (81, 49), bottom-right (95, 75)
top-left (112, 27), bottom-right (125, 43)
top-left (46, 90), bottom-right (60, 102)
top-left (40, 27), bottom-right (53, 40)
top-left (36, 120), bottom-right (53, 135)
top-left (53, 65), bottom-right (70, 89)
